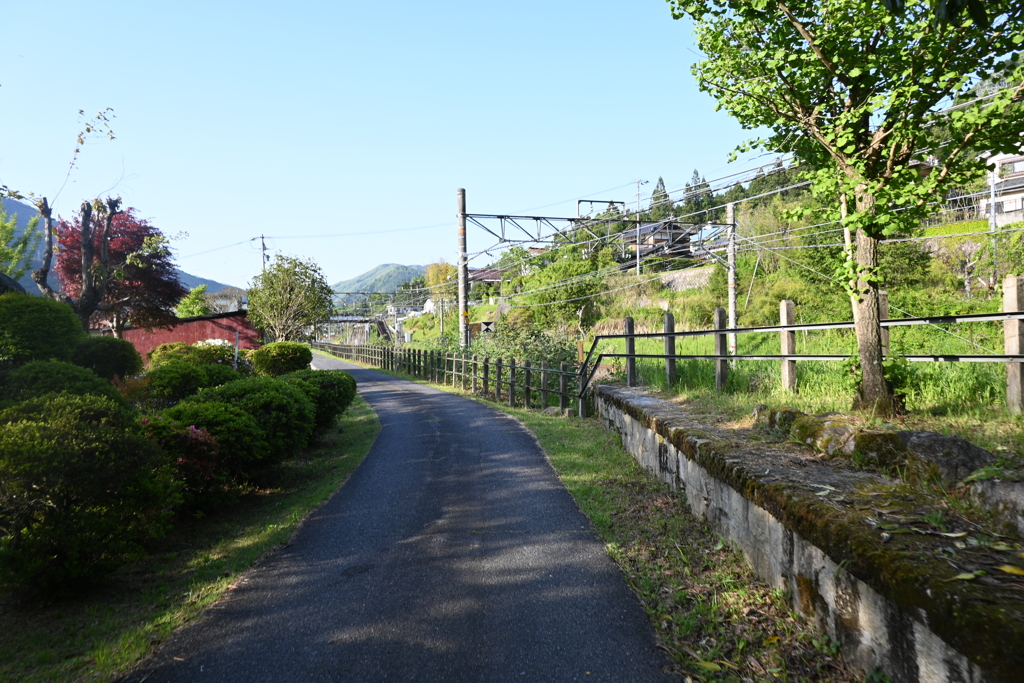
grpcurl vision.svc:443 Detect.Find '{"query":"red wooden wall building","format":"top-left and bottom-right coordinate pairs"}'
top-left (121, 311), bottom-right (261, 362)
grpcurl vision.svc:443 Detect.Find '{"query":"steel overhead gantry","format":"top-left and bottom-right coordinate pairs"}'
top-left (464, 212), bottom-right (708, 249)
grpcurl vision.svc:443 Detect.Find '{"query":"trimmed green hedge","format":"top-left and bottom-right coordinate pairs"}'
top-left (147, 361), bottom-right (241, 402)
top-left (282, 369), bottom-right (357, 432)
top-left (189, 377), bottom-right (316, 458)
top-left (161, 400), bottom-right (270, 481)
top-left (250, 342), bottom-right (312, 377)
top-left (1, 360), bottom-right (127, 407)
top-left (72, 336), bottom-right (143, 380)
top-left (0, 395), bottom-right (179, 588)
top-left (0, 294), bottom-right (84, 364)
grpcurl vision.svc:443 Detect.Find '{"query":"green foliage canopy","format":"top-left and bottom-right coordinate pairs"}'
top-left (175, 285), bottom-right (212, 318)
top-left (247, 255), bottom-right (334, 342)
top-left (668, 0), bottom-right (1024, 239)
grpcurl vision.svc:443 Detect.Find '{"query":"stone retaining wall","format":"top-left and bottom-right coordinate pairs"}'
top-left (594, 385), bottom-right (1014, 683)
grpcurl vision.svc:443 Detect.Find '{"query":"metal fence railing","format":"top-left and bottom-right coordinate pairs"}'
top-left (311, 342), bottom-right (588, 415)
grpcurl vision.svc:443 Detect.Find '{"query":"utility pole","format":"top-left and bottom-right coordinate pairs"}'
top-left (457, 188), bottom-right (469, 349)
top-left (635, 179), bottom-right (648, 276)
top-left (252, 234), bottom-right (269, 271)
top-left (726, 203), bottom-right (737, 356)
top-left (990, 162), bottom-right (999, 288)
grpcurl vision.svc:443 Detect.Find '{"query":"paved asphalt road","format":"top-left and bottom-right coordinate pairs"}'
top-left (123, 354), bottom-right (673, 682)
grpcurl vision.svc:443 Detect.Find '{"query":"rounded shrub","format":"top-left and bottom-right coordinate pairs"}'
top-left (140, 415), bottom-right (228, 508)
top-left (147, 342), bottom-right (192, 368)
top-left (190, 377), bottom-right (316, 457)
top-left (190, 339), bottom-right (238, 368)
top-left (201, 363), bottom-right (242, 387)
top-left (249, 342), bottom-right (312, 377)
top-left (282, 369), bottom-right (357, 432)
top-left (1, 360), bottom-right (126, 407)
top-left (146, 361), bottom-right (208, 402)
top-left (72, 335), bottom-right (143, 380)
top-left (147, 361), bottom-right (242, 402)
top-left (0, 394), bottom-right (180, 589)
top-left (161, 400), bottom-right (270, 480)
top-left (0, 293), bottom-right (85, 364)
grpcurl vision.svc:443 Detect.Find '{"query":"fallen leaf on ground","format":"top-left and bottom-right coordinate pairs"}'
top-left (997, 564), bottom-right (1024, 576)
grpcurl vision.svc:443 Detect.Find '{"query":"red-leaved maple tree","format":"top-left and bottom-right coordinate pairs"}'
top-left (53, 206), bottom-right (187, 337)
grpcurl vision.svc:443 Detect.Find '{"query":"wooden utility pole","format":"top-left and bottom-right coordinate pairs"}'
top-left (726, 203), bottom-right (737, 356)
top-left (457, 189), bottom-right (470, 348)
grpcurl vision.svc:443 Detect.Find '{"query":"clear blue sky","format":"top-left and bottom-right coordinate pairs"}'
top-left (1, 0), bottom-right (754, 289)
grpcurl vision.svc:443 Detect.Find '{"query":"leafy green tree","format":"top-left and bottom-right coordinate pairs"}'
top-left (176, 285), bottom-right (213, 318)
top-left (0, 205), bottom-right (40, 279)
top-left (519, 246), bottom-right (615, 329)
top-left (247, 255), bottom-right (333, 342)
top-left (668, 0), bottom-right (1024, 414)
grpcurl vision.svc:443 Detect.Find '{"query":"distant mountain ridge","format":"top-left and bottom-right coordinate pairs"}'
top-left (2, 197), bottom-right (237, 294)
top-left (332, 263), bottom-right (425, 304)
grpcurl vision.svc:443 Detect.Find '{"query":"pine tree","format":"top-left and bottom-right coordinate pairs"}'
top-left (649, 177), bottom-right (672, 221)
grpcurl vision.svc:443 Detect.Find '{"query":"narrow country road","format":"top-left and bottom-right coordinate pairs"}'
top-left (124, 353), bottom-right (673, 682)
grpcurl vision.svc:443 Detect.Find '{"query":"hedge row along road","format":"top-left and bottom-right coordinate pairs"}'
top-left (124, 352), bottom-right (672, 682)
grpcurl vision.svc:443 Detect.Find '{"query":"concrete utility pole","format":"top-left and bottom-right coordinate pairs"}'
top-left (252, 234), bottom-right (269, 271)
top-left (726, 203), bottom-right (737, 356)
top-left (990, 163), bottom-right (999, 287)
top-left (457, 189), bottom-right (470, 349)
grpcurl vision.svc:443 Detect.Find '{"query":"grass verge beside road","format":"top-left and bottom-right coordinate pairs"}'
top-left (507, 405), bottom-right (855, 682)
top-left (0, 395), bottom-right (379, 683)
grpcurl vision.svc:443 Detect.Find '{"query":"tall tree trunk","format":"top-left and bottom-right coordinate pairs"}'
top-left (851, 219), bottom-right (893, 416)
top-left (76, 201), bottom-right (97, 330)
top-left (31, 198), bottom-right (73, 307)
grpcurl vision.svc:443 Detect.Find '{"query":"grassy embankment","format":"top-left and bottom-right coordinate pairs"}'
top-left (0, 396), bottom-right (379, 683)
top-left (324, 352), bottom-right (856, 681)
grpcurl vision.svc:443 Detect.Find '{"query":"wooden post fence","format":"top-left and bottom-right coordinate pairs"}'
top-left (664, 311), bottom-right (677, 388)
top-left (780, 299), bottom-right (796, 392)
top-left (714, 307), bottom-right (728, 392)
top-left (559, 361), bottom-right (568, 412)
top-left (1006, 274), bottom-right (1023, 413)
top-left (625, 316), bottom-right (636, 387)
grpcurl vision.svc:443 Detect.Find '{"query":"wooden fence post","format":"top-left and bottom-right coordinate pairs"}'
top-left (625, 316), bottom-right (636, 387)
top-left (714, 307), bottom-right (728, 392)
top-left (578, 364), bottom-right (587, 418)
top-left (780, 299), bottom-right (796, 392)
top-left (559, 361), bottom-right (568, 412)
top-left (496, 358), bottom-right (503, 403)
top-left (462, 354), bottom-right (468, 391)
top-left (524, 360), bottom-right (532, 409)
top-left (1005, 274), bottom-right (1023, 413)
top-left (879, 290), bottom-right (890, 358)
top-left (472, 354), bottom-right (479, 394)
top-left (508, 359), bottom-right (517, 407)
top-left (541, 360), bottom-right (549, 407)
top-left (664, 311), bottom-right (677, 389)
top-left (483, 356), bottom-right (490, 397)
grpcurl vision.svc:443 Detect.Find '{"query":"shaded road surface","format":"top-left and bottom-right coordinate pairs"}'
top-left (124, 354), bottom-right (673, 682)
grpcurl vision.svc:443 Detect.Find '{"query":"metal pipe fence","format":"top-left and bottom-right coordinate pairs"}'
top-left (311, 342), bottom-right (586, 415)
